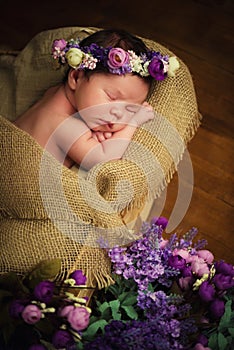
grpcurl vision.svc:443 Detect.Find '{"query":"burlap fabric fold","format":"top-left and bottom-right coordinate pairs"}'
top-left (0, 26), bottom-right (201, 288)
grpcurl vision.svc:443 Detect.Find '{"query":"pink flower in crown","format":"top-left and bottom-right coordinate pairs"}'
top-left (52, 39), bottom-right (67, 51)
top-left (107, 48), bottom-right (130, 69)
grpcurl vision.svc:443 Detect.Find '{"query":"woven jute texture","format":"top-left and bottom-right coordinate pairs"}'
top-left (0, 26), bottom-right (201, 288)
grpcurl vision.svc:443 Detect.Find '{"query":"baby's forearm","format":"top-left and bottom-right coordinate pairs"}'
top-left (81, 124), bottom-right (137, 169)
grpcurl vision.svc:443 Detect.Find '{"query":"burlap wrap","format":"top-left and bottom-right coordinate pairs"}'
top-left (0, 26), bottom-right (201, 288)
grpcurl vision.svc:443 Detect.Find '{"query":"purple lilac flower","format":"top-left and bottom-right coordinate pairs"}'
top-left (84, 318), bottom-right (195, 350)
top-left (52, 329), bottom-right (75, 349)
top-left (198, 281), bottom-right (215, 302)
top-left (34, 280), bottom-right (55, 303)
top-left (69, 270), bottom-right (87, 285)
top-left (209, 298), bottom-right (225, 319)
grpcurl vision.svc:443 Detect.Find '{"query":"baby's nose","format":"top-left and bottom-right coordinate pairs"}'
top-left (110, 107), bottom-right (123, 120)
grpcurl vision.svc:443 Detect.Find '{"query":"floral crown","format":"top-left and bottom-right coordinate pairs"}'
top-left (52, 38), bottom-right (180, 81)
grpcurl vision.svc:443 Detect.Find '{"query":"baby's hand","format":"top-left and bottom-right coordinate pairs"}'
top-left (132, 102), bottom-right (154, 126)
top-left (92, 131), bottom-right (113, 142)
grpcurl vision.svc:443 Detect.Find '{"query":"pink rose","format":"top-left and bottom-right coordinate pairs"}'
top-left (191, 257), bottom-right (210, 276)
top-left (197, 250), bottom-right (214, 264)
top-left (58, 305), bottom-right (75, 318)
top-left (107, 48), bottom-right (129, 69)
top-left (173, 248), bottom-right (190, 261)
top-left (67, 306), bottom-right (90, 331)
top-left (52, 39), bottom-right (67, 51)
top-left (21, 304), bottom-right (42, 324)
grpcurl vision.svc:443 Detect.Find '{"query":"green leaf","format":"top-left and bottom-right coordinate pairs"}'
top-left (208, 332), bottom-right (218, 349)
top-left (228, 327), bottom-right (234, 337)
top-left (0, 272), bottom-right (28, 294)
top-left (26, 259), bottom-right (61, 289)
top-left (219, 300), bottom-right (232, 330)
top-left (109, 300), bottom-right (121, 320)
top-left (82, 319), bottom-right (108, 339)
top-left (121, 305), bottom-right (138, 320)
top-left (218, 332), bottom-right (228, 350)
top-left (121, 294), bottom-right (137, 306)
top-left (98, 301), bottom-right (109, 313)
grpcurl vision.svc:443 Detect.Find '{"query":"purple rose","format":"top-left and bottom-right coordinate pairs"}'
top-left (215, 261), bottom-right (234, 276)
top-left (28, 345), bottom-right (47, 350)
top-left (21, 304), bottom-right (42, 324)
top-left (209, 298), bottom-right (225, 319)
top-left (213, 273), bottom-right (234, 290)
top-left (148, 57), bottom-right (166, 81)
top-left (198, 281), bottom-right (215, 302)
top-left (67, 306), bottom-right (90, 331)
top-left (181, 265), bottom-right (192, 277)
top-left (52, 329), bottom-right (74, 349)
top-left (168, 255), bottom-right (186, 270)
top-left (194, 344), bottom-right (211, 350)
top-left (34, 280), bottom-right (55, 303)
top-left (69, 270), bottom-right (87, 285)
top-left (52, 39), bottom-right (67, 51)
top-left (107, 48), bottom-right (129, 69)
top-left (9, 299), bottom-right (25, 318)
top-left (150, 216), bottom-right (168, 229)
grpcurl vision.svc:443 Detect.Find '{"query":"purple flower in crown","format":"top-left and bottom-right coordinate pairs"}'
top-left (107, 48), bottom-right (130, 74)
top-left (52, 39), bottom-right (67, 51)
top-left (148, 57), bottom-right (166, 80)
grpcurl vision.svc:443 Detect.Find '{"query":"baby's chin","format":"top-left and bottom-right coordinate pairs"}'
top-left (92, 123), bottom-right (126, 132)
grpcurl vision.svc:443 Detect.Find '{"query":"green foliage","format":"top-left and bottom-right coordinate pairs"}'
top-left (80, 273), bottom-right (140, 345)
top-left (206, 293), bottom-right (234, 350)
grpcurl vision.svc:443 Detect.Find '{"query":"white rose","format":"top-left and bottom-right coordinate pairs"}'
top-left (66, 48), bottom-right (84, 68)
top-left (168, 56), bottom-right (180, 77)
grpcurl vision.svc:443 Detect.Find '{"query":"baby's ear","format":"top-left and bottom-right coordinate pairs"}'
top-left (67, 69), bottom-right (82, 89)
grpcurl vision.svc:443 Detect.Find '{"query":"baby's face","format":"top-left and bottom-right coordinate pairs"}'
top-left (73, 72), bottom-right (150, 131)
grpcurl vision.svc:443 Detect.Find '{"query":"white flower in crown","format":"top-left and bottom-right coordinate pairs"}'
top-left (65, 48), bottom-right (84, 69)
top-left (168, 56), bottom-right (180, 77)
top-left (140, 61), bottom-right (150, 77)
top-left (128, 50), bottom-right (143, 73)
top-left (82, 53), bottom-right (98, 70)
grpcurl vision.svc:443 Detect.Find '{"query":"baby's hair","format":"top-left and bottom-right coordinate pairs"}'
top-left (69, 28), bottom-right (153, 85)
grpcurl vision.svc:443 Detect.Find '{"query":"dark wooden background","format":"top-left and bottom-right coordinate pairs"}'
top-left (0, 0), bottom-right (233, 263)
